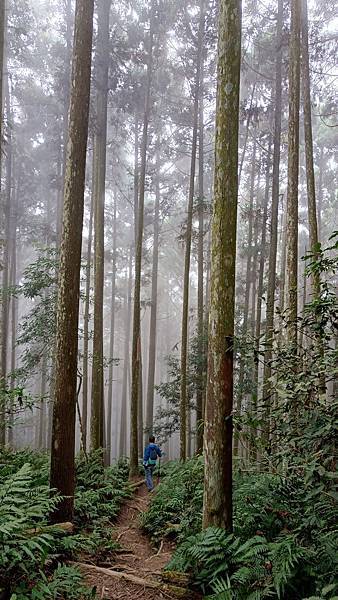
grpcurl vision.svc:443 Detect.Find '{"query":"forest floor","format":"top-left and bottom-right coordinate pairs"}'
top-left (78, 480), bottom-right (199, 600)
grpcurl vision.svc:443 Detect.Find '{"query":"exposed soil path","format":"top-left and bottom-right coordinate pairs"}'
top-left (79, 481), bottom-right (199, 600)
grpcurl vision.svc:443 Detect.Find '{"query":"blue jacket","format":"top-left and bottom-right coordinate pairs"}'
top-left (143, 443), bottom-right (161, 465)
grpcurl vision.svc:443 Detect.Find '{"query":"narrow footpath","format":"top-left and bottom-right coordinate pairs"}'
top-left (79, 482), bottom-right (201, 599)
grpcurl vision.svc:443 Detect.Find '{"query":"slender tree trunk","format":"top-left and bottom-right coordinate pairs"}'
top-left (120, 249), bottom-right (132, 457)
top-left (38, 352), bottom-right (48, 449)
top-left (202, 0), bottom-right (241, 531)
top-left (238, 82), bottom-right (256, 184)
top-left (180, 0), bottom-right (204, 461)
top-left (301, 0), bottom-right (320, 296)
top-left (133, 112), bottom-right (144, 456)
top-left (8, 176), bottom-right (17, 447)
top-left (50, 0), bottom-right (94, 523)
top-left (301, 0), bottom-right (325, 393)
top-left (133, 114), bottom-right (139, 243)
top-left (82, 181), bottom-right (94, 451)
top-left (235, 137), bottom-right (257, 457)
top-left (317, 145), bottom-right (323, 239)
top-left (58, 0), bottom-right (73, 234)
top-left (205, 227), bottom-right (211, 324)
top-left (106, 192), bottom-right (117, 465)
top-left (130, 8), bottom-right (153, 476)
top-left (279, 207), bottom-right (287, 313)
top-left (252, 140), bottom-right (271, 445)
top-left (285, 0), bottom-right (301, 347)
top-left (56, 142), bottom-right (63, 246)
top-left (145, 137), bottom-right (161, 442)
top-left (262, 0), bottom-right (283, 444)
top-left (0, 0), bottom-right (4, 162)
top-left (91, 0), bottom-right (111, 452)
top-left (196, 43), bottom-right (205, 455)
top-left (0, 79), bottom-right (11, 445)
top-left (137, 339), bottom-right (143, 455)
top-left (298, 252), bottom-right (307, 354)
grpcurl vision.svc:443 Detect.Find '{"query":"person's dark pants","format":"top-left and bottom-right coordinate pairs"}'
top-left (145, 465), bottom-right (155, 491)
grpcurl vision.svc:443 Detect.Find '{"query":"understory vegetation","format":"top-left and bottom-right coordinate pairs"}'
top-left (142, 458), bottom-right (337, 599)
top-left (0, 449), bottom-right (130, 599)
top-left (141, 248), bottom-right (338, 600)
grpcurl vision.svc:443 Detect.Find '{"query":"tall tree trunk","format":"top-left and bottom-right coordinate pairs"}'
top-left (238, 82), bottom-right (256, 184)
top-left (120, 249), bottom-right (132, 457)
top-left (317, 145), bottom-right (323, 239)
top-left (0, 1), bottom-right (4, 343)
top-left (58, 0), bottom-right (73, 237)
top-left (8, 175), bottom-right (17, 447)
top-left (91, 0), bottom-right (111, 452)
top-left (50, 0), bottom-right (94, 523)
top-left (202, 0), bottom-right (241, 531)
top-left (145, 137), bottom-right (161, 441)
top-left (133, 114), bottom-right (139, 243)
top-left (133, 112), bottom-right (144, 456)
top-left (0, 79), bottom-right (11, 445)
top-left (262, 0), bottom-right (283, 445)
top-left (38, 352), bottom-right (48, 449)
top-left (196, 41), bottom-right (205, 455)
top-left (279, 206), bottom-right (287, 313)
top-left (130, 8), bottom-right (153, 477)
top-left (252, 139), bottom-right (271, 445)
top-left (285, 0), bottom-right (301, 347)
top-left (301, 0), bottom-right (320, 296)
top-left (235, 136), bottom-right (257, 445)
top-left (180, 0), bottom-right (204, 461)
top-left (0, 0), bottom-right (4, 162)
top-left (106, 192), bottom-right (117, 465)
top-left (82, 180), bottom-right (94, 451)
top-left (137, 340), bottom-right (143, 455)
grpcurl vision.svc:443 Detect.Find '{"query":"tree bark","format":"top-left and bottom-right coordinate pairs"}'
top-left (145, 137), bottom-right (161, 442)
top-left (120, 249), bottom-right (132, 457)
top-left (196, 32), bottom-right (205, 456)
top-left (91, 0), bottom-right (111, 452)
top-left (252, 139), bottom-right (271, 444)
top-left (262, 0), bottom-right (283, 444)
top-left (133, 114), bottom-right (139, 244)
top-left (0, 77), bottom-right (11, 445)
top-left (50, 0), bottom-right (94, 523)
top-left (106, 191), bottom-right (117, 465)
top-left (130, 7), bottom-right (153, 476)
top-left (82, 178), bottom-right (94, 452)
top-left (202, 0), bottom-right (241, 531)
top-left (8, 162), bottom-right (17, 447)
top-left (180, 0), bottom-right (204, 461)
top-left (238, 82), bottom-right (256, 184)
top-left (235, 136), bottom-right (257, 442)
top-left (285, 0), bottom-right (301, 347)
top-left (58, 0), bottom-right (73, 240)
top-left (38, 352), bottom-right (48, 449)
top-left (317, 145), bottom-right (323, 239)
top-left (301, 0), bottom-right (320, 296)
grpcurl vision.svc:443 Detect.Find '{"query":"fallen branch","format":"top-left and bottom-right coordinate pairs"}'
top-left (26, 522), bottom-right (74, 536)
top-left (73, 562), bottom-right (201, 599)
top-left (128, 479), bottom-right (144, 490)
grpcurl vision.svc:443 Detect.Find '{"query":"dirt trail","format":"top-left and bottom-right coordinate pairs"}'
top-left (80, 481), bottom-right (186, 600)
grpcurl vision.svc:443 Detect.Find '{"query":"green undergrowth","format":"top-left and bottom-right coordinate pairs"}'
top-left (0, 447), bottom-right (131, 599)
top-left (142, 457), bottom-right (338, 600)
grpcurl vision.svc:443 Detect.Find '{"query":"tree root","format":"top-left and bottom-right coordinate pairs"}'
top-left (73, 562), bottom-right (201, 599)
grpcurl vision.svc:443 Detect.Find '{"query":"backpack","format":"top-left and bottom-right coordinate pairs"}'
top-left (148, 446), bottom-right (158, 465)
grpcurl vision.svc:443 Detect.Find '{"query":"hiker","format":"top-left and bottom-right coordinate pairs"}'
top-left (143, 435), bottom-right (162, 492)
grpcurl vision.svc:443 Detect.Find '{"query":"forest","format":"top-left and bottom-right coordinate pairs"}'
top-left (0, 0), bottom-right (337, 598)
